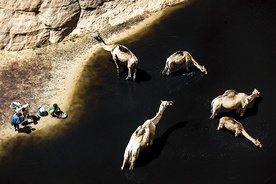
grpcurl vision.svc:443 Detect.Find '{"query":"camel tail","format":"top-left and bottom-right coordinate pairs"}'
top-left (162, 59), bottom-right (169, 77)
top-left (210, 100), bottom-right (215, 118)
top-left (210, 98), bottom-right (215, 111)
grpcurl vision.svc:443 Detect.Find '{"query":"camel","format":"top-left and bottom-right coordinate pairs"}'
top-left (210, 88), bottom-right (260, 119)
top-left (162, 51), bottom-right (207, 76)
top-left (121, 100), bottom-right (173, 170)
top-left (217, 116), bottom-right (262, 148)
top-left (92, 33), bottom-right (138, 81)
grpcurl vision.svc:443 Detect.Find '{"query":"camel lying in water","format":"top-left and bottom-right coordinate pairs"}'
top-left (217, 116), bottom-right (262, 148)
top-left (92, 33), bottom-right (138, 81)
top-left (121, 100), bottom-right (173, 170)
top-left (162, 51), bottom-right (207, 76)
top-left (210, 88), bottom-right (260, 119)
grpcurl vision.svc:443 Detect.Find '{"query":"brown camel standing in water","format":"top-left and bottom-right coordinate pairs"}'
top-left (217, 116), bottom-right (262, 148)
top-left (92, 33), bottom-right (138, 81)
top-left (210, 88), bottom-right (260, 119)
top-left (121, 100), bottom-right (173, 170)
top-left (162, 51), bottom-right (207, 76)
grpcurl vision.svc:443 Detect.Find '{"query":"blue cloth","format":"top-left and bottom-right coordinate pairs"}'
top-left (37, 106), bottom-right (46, 116)
top-left (10, 114), bottom-right (26, 125)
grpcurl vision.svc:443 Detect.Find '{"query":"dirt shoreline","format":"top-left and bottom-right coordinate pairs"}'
top-left (0, 3), bottom-right (189, 156)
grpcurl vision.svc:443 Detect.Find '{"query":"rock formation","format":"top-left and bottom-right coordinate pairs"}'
top-left (0, 0), bottom-right (187, 50)
top-left (0, 0), bottom-right (81, 50)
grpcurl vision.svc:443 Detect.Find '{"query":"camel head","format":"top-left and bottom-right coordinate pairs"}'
top-left (254, 139), bottom-right (262, 148)
top-left (91, 32), bottom-right (105, 44)
top-left (160, 100), bottom-right (174, 109)
top-left (252, 88), bottom-right (260, 98)
top-left (200, 66), bottom-right (208, 74)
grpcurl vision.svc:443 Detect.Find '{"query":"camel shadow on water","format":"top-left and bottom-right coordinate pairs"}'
top-left (135, 121), bottom-right (188, 168)
top-left (109, 60), bottom-right (151, 82)
top-left (120, 65), bottom-right (151, 82)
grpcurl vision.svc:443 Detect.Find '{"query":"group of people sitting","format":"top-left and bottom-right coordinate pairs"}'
top-left (10, 102), bottom-right (63, 132)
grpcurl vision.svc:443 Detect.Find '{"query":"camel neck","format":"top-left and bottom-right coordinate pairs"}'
top-left (247, 93), bottom-right (257, 103)
top-left (241, 129), bottom-right (255, 142)
top-left (191, 58), bottom-right (204, 70)
top-left (150, 106), bottom-right (165, 125)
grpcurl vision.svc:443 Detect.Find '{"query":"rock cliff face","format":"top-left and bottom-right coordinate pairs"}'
top-left (0, 0), bottom-right (186, 51)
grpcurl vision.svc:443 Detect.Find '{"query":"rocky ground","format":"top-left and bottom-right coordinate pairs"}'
top-left (0, 9), bottom-right (174, 154)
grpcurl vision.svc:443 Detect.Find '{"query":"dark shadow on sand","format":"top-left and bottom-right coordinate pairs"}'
top-left (135, 121), bottom-right (188, 168)
top-left (213, 96), bottom-right (263, 120)
top-left (18, 126), bottom-right (36, 134)
top-left (28, 115), bottom-right (40, 125)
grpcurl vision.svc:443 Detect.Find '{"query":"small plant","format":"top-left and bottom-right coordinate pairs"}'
top-left (63, 34), bottom-right (79, 43)
top-left (34, 39), bottom-right (51, 49)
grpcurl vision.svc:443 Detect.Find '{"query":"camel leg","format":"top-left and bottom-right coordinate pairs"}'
top-left (125, 67), bottom-right (132, 80)
top-left (129, 162), bottom-right (134, 170)
top-left (210, 101), bottom-right (221, 119)
top-left (184, 61), bottom-right (189, 73)
top-left (166, 62), bottom-right (174, 76)
top-left (236, 107), bottom-right (241, 113)
top-left (240, 109), bottom-right (245, 117)
top-left (210, 110), bottom-right (214, 119)
top-left (217, 122), bottom-right (223, 130)
top-left (121, 149), bottom-right (130, 170)
top-left (112, 54), bottom-right (120, 76)
top-left (162, 65), bottom-right (168, 77)
top-left (210, 107), bottom-right (218, 119)
top-left (129, 149), bottom-right (139, 170)
top-left (235, 128), bottom-right (239, 137)
top-left (133, 66), bottom-right (137, 81)
top-left (129, 156), bottom-right (136, 170)
top-left (121, 158), bottom-right (127, 170)
top-left (239, 101), bottom-right (249, 117)
top-left (162, 59), bottom-right (171, 76)
top-left (148, 133), bottom-right (154, 145)
top-left (240, 105), bottom-right (247, 117)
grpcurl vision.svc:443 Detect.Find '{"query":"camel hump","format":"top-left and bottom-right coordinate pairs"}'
top-left (222, 89), bottom-right (238, 98)
top-left (119, 45), bottom-right (129, 53)
top-left (229, 117), bottom-right (240, 125)
top-left (175, 51), bottom-right (184, 56)
top-left (135, 126), bottom-right (144, 136)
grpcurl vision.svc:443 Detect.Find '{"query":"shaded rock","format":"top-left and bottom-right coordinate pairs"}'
top-left (73, 0), bottom-right (188, 35)
top-left (0, 0), bottom-right (81, 50)
top-left (0, 0), bottom-right (187, 50)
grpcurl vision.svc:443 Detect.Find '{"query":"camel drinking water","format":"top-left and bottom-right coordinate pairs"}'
top-left (92, 33), bottom-right (138, 81)
top-left (162, 51), bottom-right (207, 76)
top-left (217, 116), bottom-right (262, 148)
top-left (210, 88), bottom-right (260, 119)
top-left (121, 100), bottom-right (173, 170)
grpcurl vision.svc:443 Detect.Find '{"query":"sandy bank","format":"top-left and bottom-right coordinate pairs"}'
top-left (0, 2), bottom-right (190, 156)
